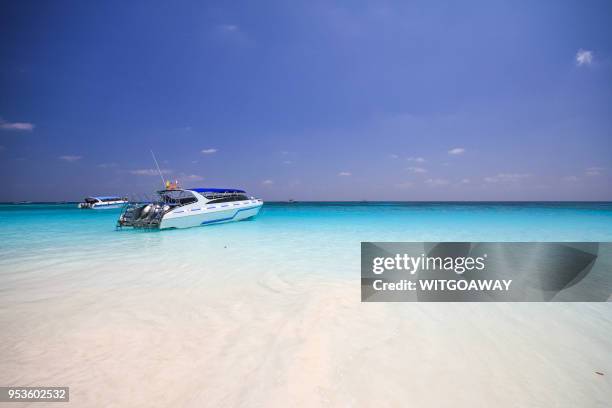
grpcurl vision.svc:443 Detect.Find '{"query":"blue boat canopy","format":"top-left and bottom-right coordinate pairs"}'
top-left (189, 188), bottom-right (246, 194)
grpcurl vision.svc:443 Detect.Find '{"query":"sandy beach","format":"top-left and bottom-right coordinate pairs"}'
top-left (1, 203), bottom-right (611, 407)
top-left (2, 276), bottom-right (611, 407)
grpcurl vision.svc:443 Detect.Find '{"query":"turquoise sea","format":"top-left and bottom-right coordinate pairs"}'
top-left (1, 200), bottom-right (611, 302)
top-left (2, 201), bottom-right (612, 294)
top-left (2, 202), bottom-right (612, 249)
top-left (2, 201), bottom-right (612, 282)
top-left (1, 202), bottom-right (612, 406)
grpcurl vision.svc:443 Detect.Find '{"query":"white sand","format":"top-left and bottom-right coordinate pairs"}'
top-left (2, 216), bottom-right (612, 407)
top-left (1, 273), bottom-right (611, 407)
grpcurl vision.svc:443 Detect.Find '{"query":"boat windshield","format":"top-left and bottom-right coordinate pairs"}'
top-left (206, 194), bottom-right (249, 203)
top-left (158, 190), bottom-right (198, 206)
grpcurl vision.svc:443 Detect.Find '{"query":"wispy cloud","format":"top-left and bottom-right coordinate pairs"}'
top-left (459, 178), bottom-right (470, 184)
top-left (283, 160), bottom-right (292, 165)
top-left (395, 181), bottom-right (414, 189)
top-left (213, 24), bottom-right (252, 46)
top-left (425, 178), bottom-right (449, 187)
top-left (388, 154), bottom-right (399, 159)
top-left (585, 167), bottom-right (603, 176)
top-left (338, 171), bottom-right (352, 176)
top-left (59, 155), bottom-right (82, 162)
top-left (448, 147), bottom-right (465, 155)
top-left (201, 148), bottom-right (218, 154)
top-left (219, 24), bottom-right (239, 32)
top-left (262, 179), bottom-right (274, 185)
top-left (183, 174), bottom-right (203, 181)
top-left (407, 166), bottom-right (427, 173)
top-left (130, 168), bottom-right (172, 176)
top-left (0, 119), bottom-right (35, 131)
top-left (407, 157), bottom-right (426, 163)
top-left (484, 173), bottom-right (530, 183)
top-left (562, 175), bottom-right (579, 182)
top-left (576, 49), bottom-right (593, 66)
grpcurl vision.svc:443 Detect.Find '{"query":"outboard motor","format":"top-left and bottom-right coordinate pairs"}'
top-left (139, 204), bottom-right (152, 219)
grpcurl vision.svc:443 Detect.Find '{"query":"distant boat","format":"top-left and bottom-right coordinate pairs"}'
top-left (117, 187), bottom-right (263, 229)
top-left (78, 196), bottom-right (128, 209)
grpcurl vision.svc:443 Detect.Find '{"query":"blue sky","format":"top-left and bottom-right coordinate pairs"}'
top-left (1, 0), bottom-right (611, 201)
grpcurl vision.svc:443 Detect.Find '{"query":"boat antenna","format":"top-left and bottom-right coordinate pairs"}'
top-left (150, 150), bottom-right (166, 187)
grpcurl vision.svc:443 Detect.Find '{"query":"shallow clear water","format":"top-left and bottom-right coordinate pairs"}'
top-left (4, 202), bottom-right (612, 240)
top-left (0, 202), bottom-right (609, 280)
top-left (2, 201), bottom-right (612, 293)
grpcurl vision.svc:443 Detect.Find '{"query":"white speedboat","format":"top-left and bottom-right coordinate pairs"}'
top-left (117, 188), bottom-right (263, 229)
top-left (78, 196), bottom-right (128, 209)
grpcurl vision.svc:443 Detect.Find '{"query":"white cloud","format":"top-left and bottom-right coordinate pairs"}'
top-left (184, 174), bottom-right (204, 181)
top-left (562, 175), bottom-right (579, 182)
top-left (576, 49), bottom-right (593, 66)
top-left (388, 154), bottom-right (399, 159)
top-left (0, 119), bottom-right (35, 131)
top-left (484, 173), bottom-right (530, 183)
top-left (407, 157), bottom-right (426, 163)
top-left (448, 147), bottom-right (465, 155)
top-left (201, 148), bottom-right (218, 154)
top-left (425, 178), bottom-right (449, 187)
top-left (131, 168), bottom-right (172, 176)
top-left (407, 166), bottom-right (427, 173)
top-left (460, 178), bottom-right (470, 184)
top-left (59, 155), bottom-right (82, 162)
top-left (338, 171), bottom-right (352, 176)
top-left (262, 179), bottom-right (274, 185)
top-left (219, 24), bottom-right (239, 32)
top-left (283, 160), bottom-right (292, 165)
top-left (214, 24), bottom-right (252, 46)
top-left (585, 167), bottom-right (603, 176)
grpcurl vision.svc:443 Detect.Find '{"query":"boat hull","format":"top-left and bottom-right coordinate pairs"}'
top-left (79, 201), bottom-right (128, 209)
top-left (92, 203), bottom-right (126, 209)
top-left (159, 200), bottom-right (263, 229)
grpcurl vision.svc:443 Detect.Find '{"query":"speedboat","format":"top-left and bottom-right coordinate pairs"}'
top-left (117, 187), bottom-right (263, 229)
top-left (78, 196), bottom-right (128, 209)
